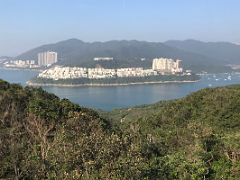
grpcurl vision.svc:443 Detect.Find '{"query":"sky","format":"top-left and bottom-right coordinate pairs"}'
top-left (0, 0), bottom-right (240, 56)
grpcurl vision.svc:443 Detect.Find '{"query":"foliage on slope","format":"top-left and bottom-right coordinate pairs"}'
top-left (1, 79), bottom-right (240, 179)
top-left (104, 85), bottom-right (240, 179)
top-left (0, 79), bottom-right (146, 179)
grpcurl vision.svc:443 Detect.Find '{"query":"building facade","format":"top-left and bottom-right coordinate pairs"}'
top-left (38, 51), bottom-right (58, 66)
top-left (93, 57), bottom-right (113, 61)
top-left (152, 58), bottom-right (183, 73)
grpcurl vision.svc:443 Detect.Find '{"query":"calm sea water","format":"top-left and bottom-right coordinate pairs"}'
top-left (1, 67), bottom-right (240, 111)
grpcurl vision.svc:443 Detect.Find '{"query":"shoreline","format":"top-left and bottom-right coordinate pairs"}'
top-left (26, 80), bottom-right (199, 87)
top-left (0, 66), bottom-right (43, 72)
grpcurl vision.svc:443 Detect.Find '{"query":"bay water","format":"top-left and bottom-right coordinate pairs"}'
top-left (1, 68), bottom-right (240, 111)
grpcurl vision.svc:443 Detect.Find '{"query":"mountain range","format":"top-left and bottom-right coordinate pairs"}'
top-left (16, 39), bottom-right (240, 72)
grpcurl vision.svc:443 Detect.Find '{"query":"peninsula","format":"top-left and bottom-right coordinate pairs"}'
top-left (28, 58), bottom-right (200, 86)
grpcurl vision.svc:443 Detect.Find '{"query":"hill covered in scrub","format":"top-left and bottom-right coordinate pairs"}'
top-left (103, 85), bottom-right (240, 179)
top-left (1, 79), bottom-right (240, 179)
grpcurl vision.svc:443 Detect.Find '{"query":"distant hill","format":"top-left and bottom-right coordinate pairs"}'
top-left (165, 39), bottom-right (240, 65)
top-left (16, 39), bottom-right (233, 72)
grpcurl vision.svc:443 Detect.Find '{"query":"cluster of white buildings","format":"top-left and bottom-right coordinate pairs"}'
top-left (116, 68), bottom-right (157, 77)
top-left (3, 60), bottom-right (39, 68)
top-left (38, 51), bottom-right (58, 66)
top-left (88, 68), bottom-right (116, 79)
top-left (93, 57), bottom-right (113, 61)
top-left (38, 66), bottom-right (158, 80)
top-left (152, 58), bottom-right (183, 73)
top-left (3, 51), bottom-right (58, 69)
top-left (39, 67), bottom-right (88, 80)
top-left (38, 58), bottom-right (185, 80)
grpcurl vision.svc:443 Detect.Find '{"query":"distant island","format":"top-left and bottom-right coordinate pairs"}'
top-left (27, 58), bottom-right (200, 87)
top-left (28, 75), bottom-right (200, 87)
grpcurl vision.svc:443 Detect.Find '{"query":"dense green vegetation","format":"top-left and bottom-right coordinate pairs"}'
top-left (30, 74), bottom-right (200, 86)
top-left (1, 79), bottom-right (240, 179)
top-left (102, 85), bottom-right (240, 179)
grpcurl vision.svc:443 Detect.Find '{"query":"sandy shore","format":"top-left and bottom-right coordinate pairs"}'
top-left (26, 80), bottom-right (199, 87)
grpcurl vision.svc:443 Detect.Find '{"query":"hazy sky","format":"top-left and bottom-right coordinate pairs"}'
top-left (1, 0), bottom-right (240, 56)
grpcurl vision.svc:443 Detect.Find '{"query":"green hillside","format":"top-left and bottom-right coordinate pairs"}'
top-left (103, 85), bottom-right (240, 179)
top-left (16, 39), bottom-right (232, 73)
top-left (1, 79), bottom-right (240, 179)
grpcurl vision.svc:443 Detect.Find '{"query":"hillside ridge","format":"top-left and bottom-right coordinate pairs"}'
top-left (0, 79), bottom-right (240, 179)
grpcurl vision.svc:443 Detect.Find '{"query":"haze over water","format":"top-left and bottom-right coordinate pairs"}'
top-left (1, 68), bottom-right (240, 111)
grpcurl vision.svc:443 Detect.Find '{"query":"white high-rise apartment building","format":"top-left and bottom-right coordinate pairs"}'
top-left (38, 51), bottom-right (58, 66)
top-left (152, 58), bottom-right (183, 73)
